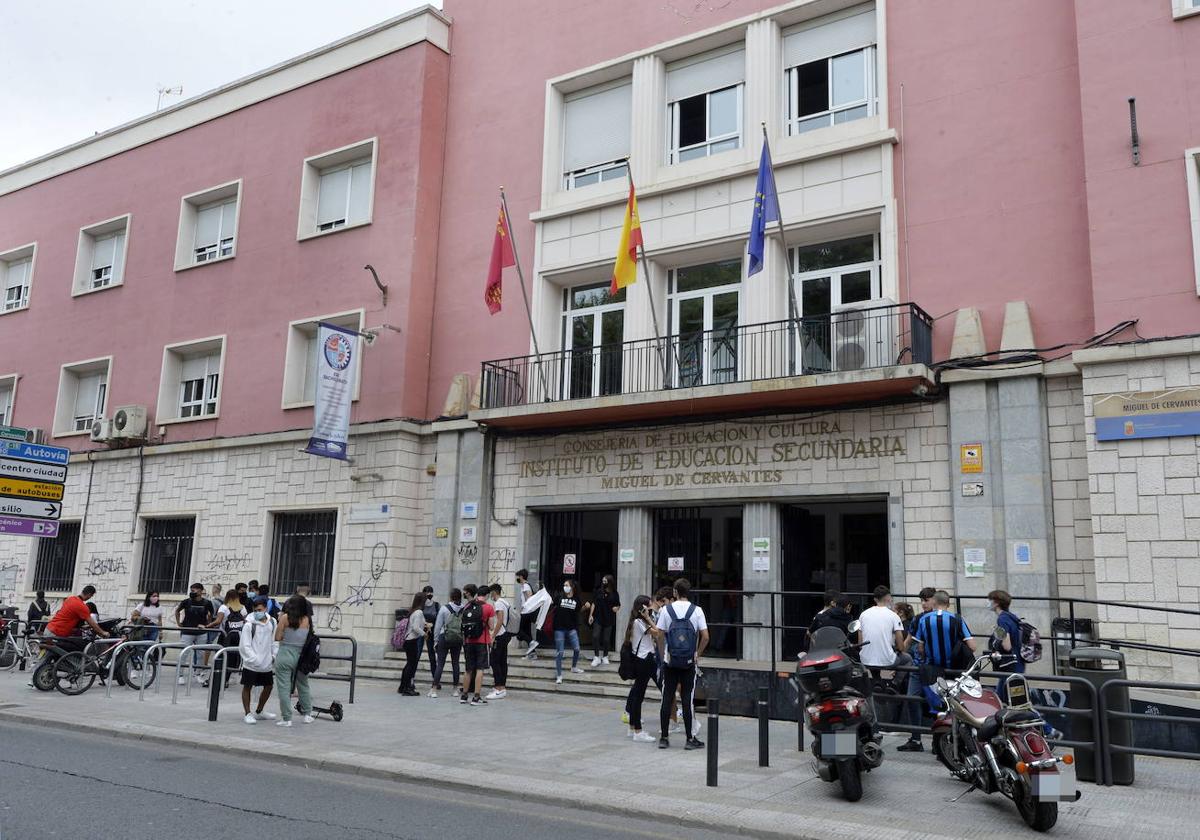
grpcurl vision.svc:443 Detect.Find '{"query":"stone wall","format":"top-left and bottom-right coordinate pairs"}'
top-left (1047, 374), bottom-right (1097, 604)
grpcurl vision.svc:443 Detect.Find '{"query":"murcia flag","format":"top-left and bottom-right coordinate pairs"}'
top-left (609, 184), bottom-right (643, 295)
top-left (485, 204), bottom-right (515, 314)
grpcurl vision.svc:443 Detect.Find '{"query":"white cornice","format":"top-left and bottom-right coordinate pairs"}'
top-left (0, 6), bottom-right (450, 198)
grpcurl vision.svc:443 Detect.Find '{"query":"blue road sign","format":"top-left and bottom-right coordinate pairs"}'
top-left (0, 439), bottom-right (71, 466)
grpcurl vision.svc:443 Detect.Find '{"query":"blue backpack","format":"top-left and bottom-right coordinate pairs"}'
top-left (665, 603), bottom-right (698, 667)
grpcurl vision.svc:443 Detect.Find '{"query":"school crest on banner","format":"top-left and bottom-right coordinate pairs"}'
top-left (305, 322), bottom-right (359, 460)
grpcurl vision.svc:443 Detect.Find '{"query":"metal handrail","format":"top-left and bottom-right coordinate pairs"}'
top-left (171, 644), bottom-right (221, 704)
top-left (1098, 678), bottom-right (1200, 784)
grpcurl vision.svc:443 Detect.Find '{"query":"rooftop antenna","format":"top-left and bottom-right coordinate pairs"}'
top-left (156, 85), bottom-right (183, 111)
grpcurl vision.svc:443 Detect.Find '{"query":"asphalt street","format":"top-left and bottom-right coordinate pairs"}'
top-left (0, 720), bottom-right (740, 840)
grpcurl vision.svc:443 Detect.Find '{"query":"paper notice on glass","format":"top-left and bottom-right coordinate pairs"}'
top-left (667, 556), bottom-right (684, 572)
top-left (563, 553), bottom-right (577, 574)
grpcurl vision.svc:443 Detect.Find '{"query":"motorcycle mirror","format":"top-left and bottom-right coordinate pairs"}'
top-left (847, 620), bottom-right (861, 635)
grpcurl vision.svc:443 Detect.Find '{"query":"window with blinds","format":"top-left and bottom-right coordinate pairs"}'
top-left (139, 518), bottom-right (195, 595)
top-left (316, 159), bottom-right (373, 231)
top-left (782, 4), bottom-right (877, 135)
top-left (33, 522), bottom-right (81, 593)
top-left (72, 371), bottom-right (107, 432)
top-left (666, 46), bottom-right (745, 164)
top-left (0, 377), bottom-right (13, 427)
top-left (269, 510), bottom-right (337, 597)
top-left (178, 352), bottom-right (221, 418)
top-left (194, 199), bottom-right (237, 263)
top-left (90, 231), bottom-right (125, 290)
top-left (562, 80), bottom-right (632, 189)
top-left (2, 253), bottom-right (32, 312)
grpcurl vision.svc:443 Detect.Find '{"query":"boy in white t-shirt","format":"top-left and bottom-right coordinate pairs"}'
top-left (857, 585), bottom-right (911, 725)
top-left (655, 578), bottom-right (708, 750)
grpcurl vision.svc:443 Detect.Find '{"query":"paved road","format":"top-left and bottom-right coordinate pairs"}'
top-left (0, 721), bottom-right (738, 840)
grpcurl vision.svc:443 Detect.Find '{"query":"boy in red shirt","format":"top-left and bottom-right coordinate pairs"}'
top-left (45, 585), bottom-right (109, 650)
top-left (459, 584), bottom-right (496, 706)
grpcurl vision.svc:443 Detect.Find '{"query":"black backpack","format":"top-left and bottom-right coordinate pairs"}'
top-left (460, 600), bottom-right (485, 640)
top-left (297, 628), bottom-right (321, 675)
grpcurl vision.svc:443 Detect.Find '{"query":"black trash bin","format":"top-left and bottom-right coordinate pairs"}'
top-left (1064, 647), bottom-right (1134, 785)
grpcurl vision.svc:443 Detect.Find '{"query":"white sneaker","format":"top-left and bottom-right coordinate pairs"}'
top-left (555, 675), bottom-right (563, 684)
top-left (452, 687), bottom-right (462, 697)
top-left (571, 667), bottom-right (585, 674)
top-left (602, 656), bottom-right (610, 665)
top-left (669, 721), bottom-right (684, 734)
top-left (486, 689), bottom-right (506, 700)
top-left (302, 715), bottom-right (315, 724)
top-left (428, 689), bottom-right (439, 698)
top-left (243, 714), bottom-right (257, 725)
top-left (276, 720), bottom-right (292, 727)
top-left (627, 729), bottom-right (635, 739)
top-left (256, 711), bottom-right (277, 720)
top-left (691, 721), bottom-right (703, 738)
top-left (591, 656), bottom-right (602, 668)
top-left (633, 731), bottom-right (657, 743)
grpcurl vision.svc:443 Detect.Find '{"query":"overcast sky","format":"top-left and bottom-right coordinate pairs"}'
top-left (0, 0), bottom-right (439, 171)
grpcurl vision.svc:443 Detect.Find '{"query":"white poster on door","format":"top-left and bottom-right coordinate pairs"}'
top-left (563, 553), bottom-right (577, 574)
top-left (667, 556), bottom-right (684, 572)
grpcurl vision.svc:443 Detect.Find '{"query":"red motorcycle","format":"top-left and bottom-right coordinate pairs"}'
top-left (930, 649), bottom-right (1079, 831)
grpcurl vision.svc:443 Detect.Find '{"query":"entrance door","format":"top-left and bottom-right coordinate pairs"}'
top-left (670, 260), bottom-right (741, 387)
top-left (540, 509), bottom-right (619, 646)
top-left (562, 283), bottom-right (625, 400)
top-left (654, 506), bottom-right (743, 658)
top-left (792, 235), bottom-right (880, 374)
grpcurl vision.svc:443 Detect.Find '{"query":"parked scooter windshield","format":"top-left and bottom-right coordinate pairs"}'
top-left (808, 626), bottom-right (849, 655)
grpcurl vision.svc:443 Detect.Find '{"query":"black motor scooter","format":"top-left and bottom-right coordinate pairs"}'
top-left (796, 621), bottom-right (883, 801)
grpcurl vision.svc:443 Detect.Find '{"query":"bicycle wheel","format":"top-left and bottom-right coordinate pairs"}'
top-left (120, 650), bottom-right (157, 691)
top-left (0, 634), bottom-right (18, 670)
top-left (54, 652), bottom-right (96, 696)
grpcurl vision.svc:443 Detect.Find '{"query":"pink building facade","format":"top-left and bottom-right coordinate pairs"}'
top-left (2, 1), bottom-right (1198, 678)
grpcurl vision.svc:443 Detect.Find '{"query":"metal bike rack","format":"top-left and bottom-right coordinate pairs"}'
top-left (171, 644), bottom-right (221, 704)
top-left (104, 639), bottom-right (158, 698)
top-left (142, 642), bottom-right (188, 700)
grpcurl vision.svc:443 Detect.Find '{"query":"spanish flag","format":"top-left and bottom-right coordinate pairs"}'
top-left (609, 184), bottom-right (643, 295)
top-left (484, 203), bottom-right (514, 315)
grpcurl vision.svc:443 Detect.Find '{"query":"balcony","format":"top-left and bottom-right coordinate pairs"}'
top-left (474, 301), bottom-right (935, 431)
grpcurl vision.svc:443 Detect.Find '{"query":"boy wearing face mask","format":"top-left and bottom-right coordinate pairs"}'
top-left (238, 597), bottom-right (278, 723)
top-left (552, 579), bottom-right (584, 685)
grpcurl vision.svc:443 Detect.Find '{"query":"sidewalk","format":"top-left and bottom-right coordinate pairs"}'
top-left (0, 669), bottom-right (1194, 839)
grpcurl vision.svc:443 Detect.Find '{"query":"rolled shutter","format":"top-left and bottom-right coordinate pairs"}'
top-left (666, 46), bottom-right (745, 103)
top-left (194, 205), bottom-right (221, 248)
top-left (317, 168), bottom-right (350, 226)
top-left (783, 3), bottom-right (876, 69)
top-left (562, 81), bottom-right (632, 173)
top-left (347, 161), bottom-right (373, 223)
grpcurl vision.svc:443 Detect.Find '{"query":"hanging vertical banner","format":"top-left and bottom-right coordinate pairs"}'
top-left (304, 322), bottom-right (359, 460)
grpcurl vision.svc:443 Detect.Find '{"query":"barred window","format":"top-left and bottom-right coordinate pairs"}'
top-left (33, 522), bottom-right (81, 593)
top-left (269, 510), bottom-right (336, 597)
top-left (139, 518), bottom-right (195, 594)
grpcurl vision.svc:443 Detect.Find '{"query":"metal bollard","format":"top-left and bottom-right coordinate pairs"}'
top-left (706, 698), bottom-right (720, 787)
top-left (798, 687), bottom-right (807, 752)
top-left (758, 687), bottom-right (770, 768)
top-left (208, 655), bottom-right (224, 722)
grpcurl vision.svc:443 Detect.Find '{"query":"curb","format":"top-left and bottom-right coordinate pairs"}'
top-left (0, 708), bottom-right (828, 840)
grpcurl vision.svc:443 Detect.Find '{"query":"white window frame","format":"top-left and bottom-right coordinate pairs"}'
top-left (668, 84), bottom-right (744, 165)
top-left (668, 261), bottom-right (743, 387)
top-left (560, 79), bottom-right (632, 191)
top-left (281, 310), bottom-right (365, 409)
top-left (560, 282), bottom-right (626, 398)
top-left (174, 180), bottom-right (242, 271)
top-left (564, 159), bottom-right (629, 191)
top-left (53, 356), bottom-right (112, 438)
top-left (296, 138), bottom-right (378, 241)
top-left (1173, 0), bottom-right (1200, 21)
top-left (73, 214), bottom-right (131, 296)
top-left (785, 46), bottom-right (877, 136)
top-left (0, 243), bottom-right (36, 315)
top-left (156, 336), bottom-right (226, 424)
top-left (1187, 148), bottom-right (1200, 296)
top-left (0, 373), bottom-right (17, 428)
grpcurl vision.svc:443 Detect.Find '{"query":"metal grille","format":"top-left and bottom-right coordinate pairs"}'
top-left (33, 521), bottom-right (81, 592)
top-left (269, 510), bottom-right (337, 597)
top-left (138, 518), bottom-right (195, 594)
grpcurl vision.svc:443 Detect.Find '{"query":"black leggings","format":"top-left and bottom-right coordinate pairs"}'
top-left (592, 623), bottom-right (615, 657)
top-left (400, 638), bottom-right (421, 691)
top-left (660, 666), bottom-right (696, 739)
top-left (492, 635), bottom-right (510, 687)
top-left (626, 655), bottom-right (657, 730)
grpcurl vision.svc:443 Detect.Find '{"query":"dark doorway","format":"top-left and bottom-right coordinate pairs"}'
top-left (780, 500), bottom-right (889, 661)
top-left (654, 506), bottom-right (743, 658)
top-left (540, 509), bottom-right (619, 646)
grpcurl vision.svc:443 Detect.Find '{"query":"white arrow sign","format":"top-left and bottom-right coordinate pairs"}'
top-left (0, 497), bottom-right (61, 519)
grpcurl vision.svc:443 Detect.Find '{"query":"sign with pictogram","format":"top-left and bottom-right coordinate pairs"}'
top-left (960, 443), bottom-right (983, 474)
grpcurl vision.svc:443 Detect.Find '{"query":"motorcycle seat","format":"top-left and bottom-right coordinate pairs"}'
top-left (979, 708), bottom-right (1041, 740)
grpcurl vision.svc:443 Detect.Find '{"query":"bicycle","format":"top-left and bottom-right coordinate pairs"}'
top-left (0, 620), bottom-right (44, 672)
top-left (53, 622), bottom-right (158, 695)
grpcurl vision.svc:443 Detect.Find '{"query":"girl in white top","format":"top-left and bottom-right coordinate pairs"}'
top-left (131, 591), bottom-right (164, 641)
top-left (623, 595), bottom-right (662, 742)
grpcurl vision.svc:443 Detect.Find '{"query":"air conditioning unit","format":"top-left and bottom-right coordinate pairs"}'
top-left (23, 427), bottom-right (46, 444)
top-left (111, 405), bottom-right (148, 440)
top-left (831, 298), bottom-right (898, 372)
top-left (89, 419), bottom-right (112, 443)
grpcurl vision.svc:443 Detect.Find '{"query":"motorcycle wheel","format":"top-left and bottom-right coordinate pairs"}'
top-left (1016, 790), bottom-right (1058, 832)
top-left (54, 652), bottom-right (96, 696)
top-left (932, 732), bottom-right (964, 774)
top-left (32, 657), bottom-right (58, 691)
top-left (838, 760), bottom-right (863, 802)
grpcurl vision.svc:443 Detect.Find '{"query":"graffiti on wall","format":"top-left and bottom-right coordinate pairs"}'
top-left (326, 542), bottom-right (388, 632)
top-left (199, 554), bottom-right (253, 574)
top-left (0, 563), bottom-right (21, 606)
top-left (456, 543), bottom-right (478, 566)
top-left (84, 555), bottom-right (128, 578)
top-left (487, 548), bottom-right (516, 577)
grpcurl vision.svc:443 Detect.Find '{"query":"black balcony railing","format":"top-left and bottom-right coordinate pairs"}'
top-left (479, 301), bottom-right (933, 410)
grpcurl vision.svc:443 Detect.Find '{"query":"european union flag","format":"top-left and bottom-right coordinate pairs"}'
top-left (746, 139), bottom-right (780, 277)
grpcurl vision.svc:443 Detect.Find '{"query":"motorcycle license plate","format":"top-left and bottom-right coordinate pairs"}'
top-left (1031, 770), bottom-right (1073, 802)
top-left (820, 732), bottom-right (858, 758)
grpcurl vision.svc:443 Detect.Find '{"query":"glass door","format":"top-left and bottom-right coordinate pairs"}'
top-left (791, 235), bottom-right (880, 374)
top-left (670, 259), bottom-right (741, 387)
top-left (562, 283), bottom-right (625, 399)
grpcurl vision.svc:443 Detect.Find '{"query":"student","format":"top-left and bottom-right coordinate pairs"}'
top-left (273, 596), bottom-right (314, 726)
top-left (897, 586), bottom-right (937, 752)
top-left (907, 590), bottom-right (976, 747)
top-left (520, 584), bottom-right (553, 659)
top-left (485, 584), bottom-right (511, 700)
top-left (624, 595), bottom-right (660, 743)
top-left (421, 585), bottom-right (440, 682)
top-left (131, 591), bottom-right (163, 642)
top-left (239, 597), bottom-right (278, 724)
top-left (588, 574), bottom-right (620, 668)
top-left (515, 569), bottom-right (535, 649)
top-left (552, 579), bottom-right (584, 685)
top-left (809, 591), bottom-right (854, 638)
top-left (459, 584), bottom-right (495, 705)
top-left (235, 582), bottom-right (250, 604)
top-left (257, 585), bottom-right (281, 619)
top-left (431, 588), bottom-right (464, 698)
top-left (857, 585), bottom-right (912, 723)
top-left (27, 591), bottom-right (52, 634)
top-left (45, 585), bottom-right (109, 650)
top-left (656, 578), bottom-right (708, 750)
top-left (211, 589), bottom-right (247, 687)
top-left (293, 583), bottom-right (316, 618)
top-left (399, 592), bottom-right (428, 696)
top-left (175, 583), bottom-right (215, 686)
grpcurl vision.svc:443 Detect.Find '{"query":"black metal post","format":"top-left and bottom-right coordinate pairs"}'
top-left (798, 686), bottom-right (806, 752)
top-left (758, 687), bottom-right (770, 767)
top-left (1069, 600), bottom-right (1077, 650)
top-left (207, 656), bottom-right (224, 722)
top-left (707, 698), bottom-right (720, 787)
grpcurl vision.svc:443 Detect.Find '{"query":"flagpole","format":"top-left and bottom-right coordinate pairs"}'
top-left (499, 187), bottom-right (552, 401)
top-left (762, 124), bottom-right (800, 326)
top-left (628, 175), bottom-right (672, 388)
